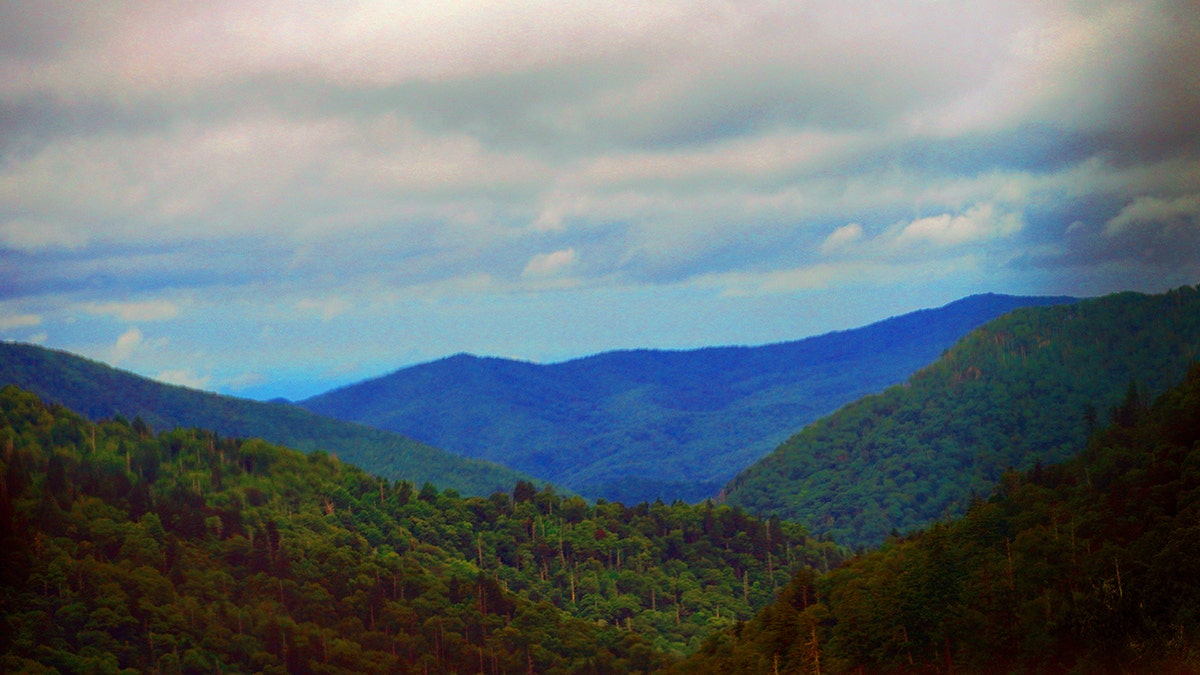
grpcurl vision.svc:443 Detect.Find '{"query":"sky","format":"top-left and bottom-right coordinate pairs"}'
top-left (2, 0), bottom-right (1199, 401)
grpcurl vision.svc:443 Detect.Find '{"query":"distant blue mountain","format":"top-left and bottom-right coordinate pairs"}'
top-left (299, 294), bottom-right (1076, 503)
top-left (0, 342), bottom-right (537, 496)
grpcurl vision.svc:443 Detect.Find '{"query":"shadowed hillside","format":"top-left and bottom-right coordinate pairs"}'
top-left (678, 360), bottom-right (1200, 674)
top-left (0, 343), bottom-right (535, 496)
top-left (301, 294), bottom-right (1073, 503)
top-left (723, 286), bottom-right (1200, 547)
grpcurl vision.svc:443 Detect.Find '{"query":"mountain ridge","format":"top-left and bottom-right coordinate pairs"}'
top-left (722, 285), bottom-right (1200, 546)
top-left (677, 358), bottom-right (1200, 674)
top-left (300, 293), bottom-right (1076, 503)
top-left (0, 341), bottom-right (537, 496)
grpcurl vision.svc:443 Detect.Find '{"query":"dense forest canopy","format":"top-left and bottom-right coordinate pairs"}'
top-left (723, 285), bottom-right (1200, 547)
top-left (678, 361), bottom-right (1200, 674)
top-left (0, 386), bottom-right (841, 673)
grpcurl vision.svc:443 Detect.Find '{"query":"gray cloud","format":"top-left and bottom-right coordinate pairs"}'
top-left (0, 0), bottom-right (1196, 396)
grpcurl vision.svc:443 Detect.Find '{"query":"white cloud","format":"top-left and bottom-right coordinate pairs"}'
top-left (1105, 194), bottom-right (1200, 235)
top-left (0, 313), bottom-right (43, 330)
top-left (0, 219), bottom-right (89, 251)
top-left (894, 204), bottom-right (1023, 248)
top-left (111, 327), bottom-right (143, 364)
top-left (522, 248), bottom-right (578, 278)
top-left (224, 371), bottom-right (267, 391)
top-left (157, 368), bottom-right (211, 390)
top-left (24, 3), bottom-right (689, 95)
top-left (84, 300), bottom-right (180, 322)
top-left (572, 130), bottom-right (866, 190)
top-left (821, 223), bottom-right (864, 255)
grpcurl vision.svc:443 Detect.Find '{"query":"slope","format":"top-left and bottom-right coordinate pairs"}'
top-left (0, 385), bottom-right (841, 672)
top-left (722, 285), bottom-right (1200, 547)
top-left (300, 293), bottom-right (1073, 504)
top-left (678, 361), bottom-right (1200, 674)
top-left (0, 342), bottom-right (534, 496)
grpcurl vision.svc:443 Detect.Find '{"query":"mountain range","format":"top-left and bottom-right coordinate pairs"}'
top-left (298, 293), bottom-right (1075, 503)
top-left (5, 285), bottom-right (1200, 673)
top-left (0, 342), bottom-right (535, 497)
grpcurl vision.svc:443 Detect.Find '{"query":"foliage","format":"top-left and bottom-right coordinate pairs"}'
top-left (723, 285), bottom-right (1200, 547)
top-left (679, 360), bottom-right (1200, 674)
top-left (300, 294), bottom-right (1072, 503)
top-left (0, 385), bottom-right (842, 673)
top-left (0, 343), bottom-right (535, 497)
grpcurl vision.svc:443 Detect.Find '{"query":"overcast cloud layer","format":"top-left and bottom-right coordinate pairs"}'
top-left (2, 0), bottom-right (1199, 399)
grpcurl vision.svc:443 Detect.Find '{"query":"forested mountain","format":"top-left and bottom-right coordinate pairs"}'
top-left (300, 294), bottom-right (1072, 504)
top-left (0, 343), bottom-right (534, 497)
top-left (678, 361), bottom-right (1200, 674)
top-left (0, 386), bottom-right (841, 673)
top-left (723, 286), bottom-right (1200, 547)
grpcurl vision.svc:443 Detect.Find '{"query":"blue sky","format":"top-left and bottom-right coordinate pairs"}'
top-left (2, 0), bottom-right (1198, 400)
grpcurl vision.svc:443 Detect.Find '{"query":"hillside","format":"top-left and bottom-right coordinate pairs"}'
top-left (677, 361), bottom-right (1200, 674)
top-left (723, 285), bottom-right (1200, 547)
top-left (0, 385), bottom-right (841, 673)
top-left (300, 294), bottom-right (1073, 504)
top-left (0, 343), bottom-right (534, 497)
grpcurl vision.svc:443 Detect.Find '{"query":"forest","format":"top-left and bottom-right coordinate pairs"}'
top-left (724, 286), bottom-right (1200, 547)
top-left (678, 361), bottom-right (1200, 673)
top-left (0, 342), bottom-right (535, 497)
top-left (4, 287), bottom-right (1200, 673)
top-left (0, 385), bottom-right (841, 673)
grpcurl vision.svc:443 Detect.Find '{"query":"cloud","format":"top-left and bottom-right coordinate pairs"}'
top-left (821, 223), bottom-right (864, 255)
top-left (84, 299), bottom-right (180, 322)
top-left (1088, 193), bottom-right (1200, 267)
top-left (522, 248), bottom-right (578, 278)
top-left (0, 313), bottom-right (42, 330)
top-left (156, 368), bottom-right (211, 390)
top-left (1105, 194), bottom-right (1200, 235)
top-left (224, 371), bottom-right (267, 391)
top-left (0, 1), bottom-right (1197, 398)
top-left (0, 219), bottom-right (89, 251)
top-left (894, 204), bottom-right (1023, 248)
top-left (111, 327), bottom-right (143, 364)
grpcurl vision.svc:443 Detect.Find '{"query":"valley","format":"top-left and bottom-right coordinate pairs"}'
top-left (3, 286), bottom-right (1200, 673)
top-left (298, 293), bottom-right (1073, 504)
